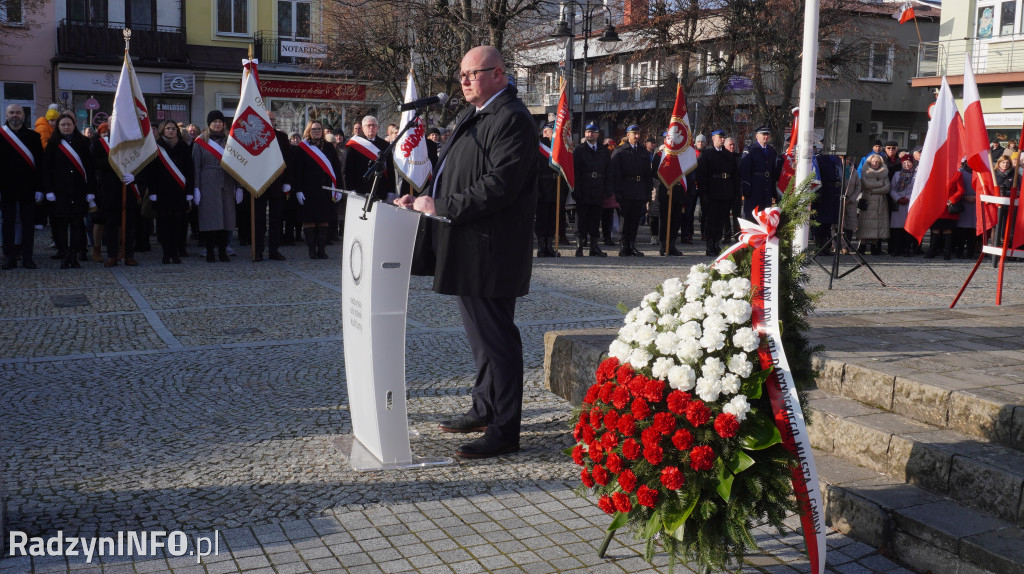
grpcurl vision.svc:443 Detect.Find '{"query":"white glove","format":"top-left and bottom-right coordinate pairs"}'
top-left (193, 188), bottom-right (201, 205)
top-left (149, 195), bottom-right (157, 202)
top-left (283, 184), bottom-right (291, 193)
top-left (35, 192), bottom-right (43, 202)
top-left (46, 192), bottom-right (56, 202)
top-left (186, 194), bottom-right (194, 202)
top-left (86, 194), bottom-right (95, 202)
top-left (123, 173), bottom-right (135, 184)
top-left (296, 192), bottom-right (306, 205)
top-left (235, 188), bottom-right (244, 204)
top-left (331, 191), bottom-right (343, 203)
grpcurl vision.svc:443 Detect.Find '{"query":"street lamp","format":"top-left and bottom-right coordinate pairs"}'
top-left (551, 0), bottom-right (620, 134)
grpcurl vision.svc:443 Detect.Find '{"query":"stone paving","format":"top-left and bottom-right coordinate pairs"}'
top-left (2, 227), bottom-right (1022, 573)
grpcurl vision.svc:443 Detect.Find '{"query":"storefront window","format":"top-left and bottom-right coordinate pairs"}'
top-left (152, 98), bottom-right (190, 125)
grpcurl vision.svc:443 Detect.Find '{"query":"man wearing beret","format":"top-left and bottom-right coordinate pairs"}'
top-left (610, 124), bottom-right (652, 256)
top-left (739, 125), bottom-right (782, 220)
top-left (572, 123), bottom-right (610, 257)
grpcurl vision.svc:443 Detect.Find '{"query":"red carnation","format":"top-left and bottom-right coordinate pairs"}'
top-left (637, 485), bottom-right (659, 508)
top-left (617, 414), bottom-right (636, 436)
top-left (598, 495), bottom-right (615, 514)
top-left (661, 466), bottom-right (685, 490)
top-left (641, 426), bottom-right (662, 448)
top-left (583, 383), bottom-right (599, 405)
top-left (592, 464), bottom-right (610, 485)
top-left (618, 469), bottom-right (637, 492)
top-left (572, 445), bottom-right (585, 466)
top-left (597, 357), bottom-right (620, 383)
top-left (627, 374), bottom-right (645, 395)
top-left (690, 445), bottom-right (715, 471)
top-left (572, 422), bottom-right (584, 442)
top-left (612, 386), bottom-right (631, 410)
top-left (598, 382), bottom-right (615, 404)
top-left (606, 453), bottom-right (623, 474)
top-left (622, 438), bottom-right (641, 460)
top-left (616, 364), bottom-right (635, 384)
top-left (685, 400), bottom-right (711, 427)
top-left (645, 378), bottom-right (665, 402)
top-left (581, 424), bottom-right (595, 444)
top-left (667, 390), bottom-right (691, 415)
top-left (653, 412), bottom-right (677, 435)
top-left (714, 413), bottom-right (740, 438)
top-left (631, 398), bottom-right (651, 420)
top-left (581, 467), bottom-right (594, 488)
top-left (588, 443), bottom-right (605, 463)
top-left (600, 431), bottom-right (619, 450)
top-left (644, 444), bottom-right (664, 465)
top-left (612, 492), bottom-right (632, 513)
top-left (590, 406), bottom-right (603, 428)
top-left (604, 410), bottom-right (620, 431)
top-left (671, 428), bottom-right (694, 451)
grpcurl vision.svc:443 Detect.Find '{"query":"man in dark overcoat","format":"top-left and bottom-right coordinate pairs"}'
top-left (696, 130), bottom-right (738, 256)
top-left (1, 104), bottom-right (43, 269)
top-left (651, 136), bottom-right (693, 256)
top-left (571, 123), bottom-right (609, 257)
top-left (396, 46), bottom-right (538, 459)
top-left (535, 123), bottom-right (560, 257)
top-left (610, 124), bottom-right (652, 256)
top-left (739, 125), bottom-right (782, 220)
top-left (811, 149), bottom-right (843, 252)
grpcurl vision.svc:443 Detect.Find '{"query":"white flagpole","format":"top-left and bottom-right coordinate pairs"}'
top-left (793, 0), bottom-right (821, 253)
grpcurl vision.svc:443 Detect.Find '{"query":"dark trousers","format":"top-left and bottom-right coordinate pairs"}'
top-left (535, 200), bottom-right (556, 237)
top-left (1, 200), bottom-right (35, 259)
top-left (254, 195), bottom-right (284, 255)
top-left (601, 207), bottom-right (617, 241)
top-left (658, 192), bottom-right (685, 246)
top-left (619, 199), bottom-right (645, 246)
top-left (456, 295), bottom-right (523, 445)
top-left (576, 203), bottom-right (602, 242)
top-left (703, 199), bottom-right (732, 249)
top-left (157, 214), bottom-right (184, 260)
top-left (54, 216), bottom-right (85, 257)
top-left (104, 208), bottom-right (138, 259)
top-left (682, 193), bottom-right (699, 240)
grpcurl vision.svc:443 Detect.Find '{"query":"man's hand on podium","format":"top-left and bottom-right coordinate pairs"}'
top-left (394, 194), bottom-right (437, 216)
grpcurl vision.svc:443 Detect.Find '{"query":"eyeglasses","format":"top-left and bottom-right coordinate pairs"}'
top-left (309, 127), bottom-right (323, 131)
top-left (458, 67), bottom-right (497, 82)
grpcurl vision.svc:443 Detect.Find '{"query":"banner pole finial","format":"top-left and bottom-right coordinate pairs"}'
top-left (123, 28), bottom-right (131, 52)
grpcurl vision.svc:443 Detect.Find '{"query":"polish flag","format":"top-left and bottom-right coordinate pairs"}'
top-left (962, 57), bottom-right (999, 235)
top-left (777, 108), bottom-right (798, 195)
top-left (893, 1), bottom-right (915, 24)
top-left (905, 77), bottom-right (963, 242)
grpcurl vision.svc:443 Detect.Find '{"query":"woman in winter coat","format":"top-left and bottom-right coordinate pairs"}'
top-left (146, 120), bottom-right (194, 264)
top-left (993, 155), bottom-right (1016, 249)
top-left (192, 110), bottom-right (242, 262)
top-left (888, 156), bottom-right (916, 256)
top-left (857, 153), bottom-right (890, 254)
top-left (43, 112), bottom-right (95, 269)
top-left (292, 120), bottom-right (341, 259)
top-left (841, 159), bottom-right (862, 253)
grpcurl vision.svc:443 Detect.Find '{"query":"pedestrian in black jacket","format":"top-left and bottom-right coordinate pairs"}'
top-left (695, 130), bottom-right (738, 256)
top-left (610, 124), bottom-right (652, 256)
top-left (572, 123), bottom-right (610, 257)
top-left (44, 112), bottom-right (95, 269)
top-left (1, 103), bottom-right (44, 269)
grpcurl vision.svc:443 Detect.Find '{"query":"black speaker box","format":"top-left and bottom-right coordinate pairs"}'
top-left (824, 100), bottom-right (872, 156)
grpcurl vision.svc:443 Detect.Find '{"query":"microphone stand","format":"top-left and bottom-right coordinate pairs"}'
top-left (360, 107), bottom-right (425, 220)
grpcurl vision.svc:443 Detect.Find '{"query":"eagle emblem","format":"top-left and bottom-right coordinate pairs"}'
top-left (230, 107), bottom-right (274, 155)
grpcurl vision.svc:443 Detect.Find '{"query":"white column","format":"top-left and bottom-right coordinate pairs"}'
top-left (793, 0), bottom-right (821, 252)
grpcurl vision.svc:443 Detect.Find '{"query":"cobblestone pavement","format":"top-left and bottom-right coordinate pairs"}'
top-left (2, 228), bottom-right (1021, 574)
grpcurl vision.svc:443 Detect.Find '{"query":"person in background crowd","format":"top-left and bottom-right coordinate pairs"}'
top-left (243, 111), bottom-right (291, 262)
top-left (610, 124), bottom-right (651, 257)
top-left (645, 136), bottom-right (660, 245)
top-left (293, 120), bottom-right (340, 260)
top-left (385, 123), bottom-right (399, 143)
top-left (811, 148), bottom-right (843, 253)
top-left (857, 140), bottom-right (884, 176)
top-left (953, 162), bottom-right (979, 258)
top-left (840, 155), bottom-right (861, 254)
top-left (186, 124), bottom-right (200, 143)
top-left (289, 132), bottom-right (301, 146)
top-left (992, 155), bottom-right (1016, 252)
top-left (35, 105), bottom-right (58, 149)
top-left (83, 126), bottom-right (96, 141)
top-left (857, 153), bottom-right (889, 255)
top-left (888, 156), bottom-right (917, 256)
top-left (193, 110), bottom-right (242, 263)
top-left (739, 125), bottom-right (782, 219)
top-left (144, 120), bottom-right (193, 265)
top-left (44, 112), bottom-right (94, 269)
top-left (603, 137), bottom-right (615, 153)
top-left (912, 147), bottom-right (923, 163)
top-left (572, 123), bottom-right (610, 257)
top-left (281, 133), bottom-right (302, 246)
top-left (923, 161), bottom-right (965, 260)
top-left (427, 127), bottom-right (441, 144)
top-left (989, 140), bottom-right (1004, 164)
top-left (680, 133), bottom-right (706, 245)
top-left (722, 136), bottom-right (742, 243)
top-left (92, 121), bottom-right (137, 266)
top-left (535, 123), bottom-right (560, 257)
top-left (696, 130), bottom-right (738, 256)
top-left (351, 122), bottom-right (362, 140)
top-left (1, 103), bottom-right (43, 270)
top-left (341, 115), bottom-right (392, 243)
top-left (882, 141), bottom-right (901, 180)
top-left (651, 133), bottom-right (690, 256)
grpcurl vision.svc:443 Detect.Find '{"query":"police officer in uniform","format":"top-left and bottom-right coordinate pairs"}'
top-left (572, 123), bottom-right (609, 257)
top-left (695, 130), bottom-right (737, 256)
top-left (535, 123), bottom-right (560, 257)
top-left (740, 125), bottom-right (782, 219)
top-left (610, 124), bottom-right (652, 256)
top-left (651, 134), bottom-right (692, 256)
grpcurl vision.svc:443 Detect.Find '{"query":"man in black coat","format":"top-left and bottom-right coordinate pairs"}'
top-left (696, 130), bottom-right (738, 256)
top-left (246, 114), bottom-right (292, 262)
top-left (572, 123), bottom-right (610, 257)
top-left (1, 104), bottom-right (44, 269)
top-left (651, 137), bottom-right (693, 256)
top-left (535, 123), bottom-right (560, 257)
top-left (610, 124), bottom-right (652, 256)
top-left (739, 125), bottom-right (782, 220)
top-left (338, 115), bottom-right (392, 242)
top-left (396, 46), bottom-right (538, 459)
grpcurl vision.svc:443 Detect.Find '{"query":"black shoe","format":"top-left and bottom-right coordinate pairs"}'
top-left (439, 415), bottom-right (488, 433)
top-left (575, 247), bottom-right (584, 257)
top-left (171, 256), bottom-right (182, 264)
top-left (589, 243), bottom-right (607, 257)
top-left (456, 436), bottom-right (520, 459)
top-left (2, 259), bottom-right (14, 270)
top-left (680, 238), bottom-right (693, 244)
top-left (630, 246), bottom-right (645, 257)
top-left (21, 258), bottom-right (36, 269)
top-left (603, 238), bottom-right (616, 246)
top-left (269, 251), bottom-right (286, 261)
top-left (253, 253), bottom-right (264, 262)
top-left (619, 248), bottom-right (631, 257)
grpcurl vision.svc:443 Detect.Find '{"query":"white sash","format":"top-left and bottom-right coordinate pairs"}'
top-left (59, 139), bottom-right (87, 182)
top-left (346, 135), bottom-right (381, 161)
top-left (195, 137), bottom-right (225, 162)
top-left (2, 125), bottom-right (35, 168)
top-left (158, 145), bottom-right (187, 190)
top-left (300, 140), bottom-right (337, 187)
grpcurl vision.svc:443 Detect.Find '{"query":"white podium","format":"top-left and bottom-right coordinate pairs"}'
top-left (334, 193), bottom-right (453, 471)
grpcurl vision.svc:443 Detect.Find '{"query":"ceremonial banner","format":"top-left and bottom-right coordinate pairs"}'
top-left (108, 49), bottom-right (157, 178)
top-left (394, 69), bottom-right (432, 193)
top-left (550, 79), bottom-right (575, 191)
top-left (906, 78), bottom-right (963, 242)
top-left (962, 58), bottom-right (999, 235)
top-left (223, 59), bottom-right (285, 198)
top-left (657, 81), bottom-right (698, 189)
top-left (777, 108), bottom-right (799, 195)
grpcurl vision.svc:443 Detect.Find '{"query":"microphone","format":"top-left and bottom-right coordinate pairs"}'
top-left (398, 93), bottom-right (448, 112)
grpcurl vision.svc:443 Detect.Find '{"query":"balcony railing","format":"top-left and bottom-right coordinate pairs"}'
top-left (917, 36), bottom-right (1024, 77)
top-left (254, 31), bottom-right (334, 65)
top-left (57, 19), bottom-right (186, 63)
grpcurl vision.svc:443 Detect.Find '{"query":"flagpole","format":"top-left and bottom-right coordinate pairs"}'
top-left (246, 45), bottom-right (257, 261)
top-left (995, 187), bottom-right (1018, 304)
top-left (664, 186), bottom-right (672, 254)
top-left (120, 28), bottom-right (131, 263)
top-left (555, 178), bottom-right (562, 253)
top-left (913, 14), bottom-right (922, 45)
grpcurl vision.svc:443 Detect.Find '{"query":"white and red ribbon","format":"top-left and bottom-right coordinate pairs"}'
top-left (715, 205), bottom-right (826, 574)
top-left (300, 140), bottom-right (337, 187)
top-left (59, 140), bottom-right (88, 183)
top-left (2, 125), bottom-right (35, 168)
top-left (194, 137), bottom-right (224, 162)
top-left (158, 145), bottom-right (186, 190)
top-left (538, 140), bottom-right (551, 160)
top-left (346, 135), bottom-right (380, 162)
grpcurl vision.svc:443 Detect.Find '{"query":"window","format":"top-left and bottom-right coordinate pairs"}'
top-left (1, 0), bottom-right (22, 24)
top-left (278, 1), bottom-right (311, 40)
top-left (217, 0), bottom-right (248, 35)
top-left (1002, 0), bottom-right (1017, 35)
top-left (129, 0), bottom-right (155, 31)
top-left (976, 1), bottom-right (1022, 37)
top-left (67, 0), bottom-right (106, 24)
top-left (1, 82), bottom-right (34, 120)
top-left (861, 42), bottom-right (893, 82)
top-left (818, 39), bottom-right (841, 79)
top-left (630, 61), bottom-right (659, 87)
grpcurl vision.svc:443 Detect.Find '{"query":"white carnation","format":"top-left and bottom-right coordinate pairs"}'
top-left (723, 395), bottom-right (751, 421)
top-left (727, 353), bottom-right (754, 378)
top-left (637, 307), bottom-right (657, 325)
top-left (624, 308), bottom-right (639, 324)
top-left (733, 327), bottom-right (760, 352)
top-left (702, 356), bottom-right (726, 379)
top-left (667, 364), bottom-right (696, 391)
top-left (634, 324), bottom-right (657, 347)
top-left (674, 338), bottom-right (704, 363)
top-left (618, 323), bottom-right (638, 343)
top-left (642, 292), bottom-right (660, 307)
top-left (658, 314), bottom-right (682, 330)
top-left (662, 277), bottom-right (684, 297)
top-left (712, 259), bottom-right (738, 276)
top-left (691, 263), bottom-right (710, 274)
top-left (720, 373), bottom-right (741, 395)
top-left (627, 347), bottom-right (652, 369)
top-left (710, 280), bottom-right (732, 297)
top-left (699, 330), bottom-right (726, 352)
top-left (675, 320), bottom-right (702, 340)
top-left (723, 299), bottom-right (752, 325)
top-left (684, 283), bottom-right (704, 302)
top-left (609, 339), bottom-right (631, 361)
top-left (685, 270), bottom-right (710, 287)
top-left (703, 295), bottom-right (727, 315)
top-left (678, 301), bottom-right (705, 322)
top-left (655, 331), bottom-right (681, 355)
top-left (728, 277), bottom-right (751, 299)
top-left (702, 313), bottom-right (727, 336)
top-left (651, 356), bottom-right (676, 380)
top-left (658, 293), bottom-right (682, 314)
top-left (695, 376), bottom-right (722, 402)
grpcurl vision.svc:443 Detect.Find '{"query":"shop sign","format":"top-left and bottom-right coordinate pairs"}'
top-left (281, 41), bottom-right (327, 59)
top-left (982, 112), bottom-right (1023, 127)
top-left (162, 73), bottom-right (195, 94)
top-left (259, 80), bottom-right (367, 101)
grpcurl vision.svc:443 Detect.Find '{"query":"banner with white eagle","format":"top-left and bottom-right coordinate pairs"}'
top-left (222, 59), bottom-right (285, 198)
top-left (394, 68), bottom-right (433, 193)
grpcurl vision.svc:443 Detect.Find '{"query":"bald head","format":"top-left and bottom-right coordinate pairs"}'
top-left (460, 46), bottom-right (507, 108)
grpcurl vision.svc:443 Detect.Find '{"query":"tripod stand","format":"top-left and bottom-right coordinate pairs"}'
top-left (810, 155), bottom-right (886, 289)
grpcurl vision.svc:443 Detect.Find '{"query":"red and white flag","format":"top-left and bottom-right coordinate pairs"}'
top-left (963, 58), bottom-right (1000, 235)
top-left (223, 59), bottom-right (285, 198)
top-left (777, 108), bottom-right (799, 195)
top-left (108, 48), bottom-right (157, 178)
top-left (893, 1), bottom-right (915, 24)
top-left (394, 68), bottom-right (432, 193)
top-left (657, 80), bottom-right (698, 189)
top-left (550, 78), bottom-right (575, 191)
top-left (906, 77), bottom-right (963, 241)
